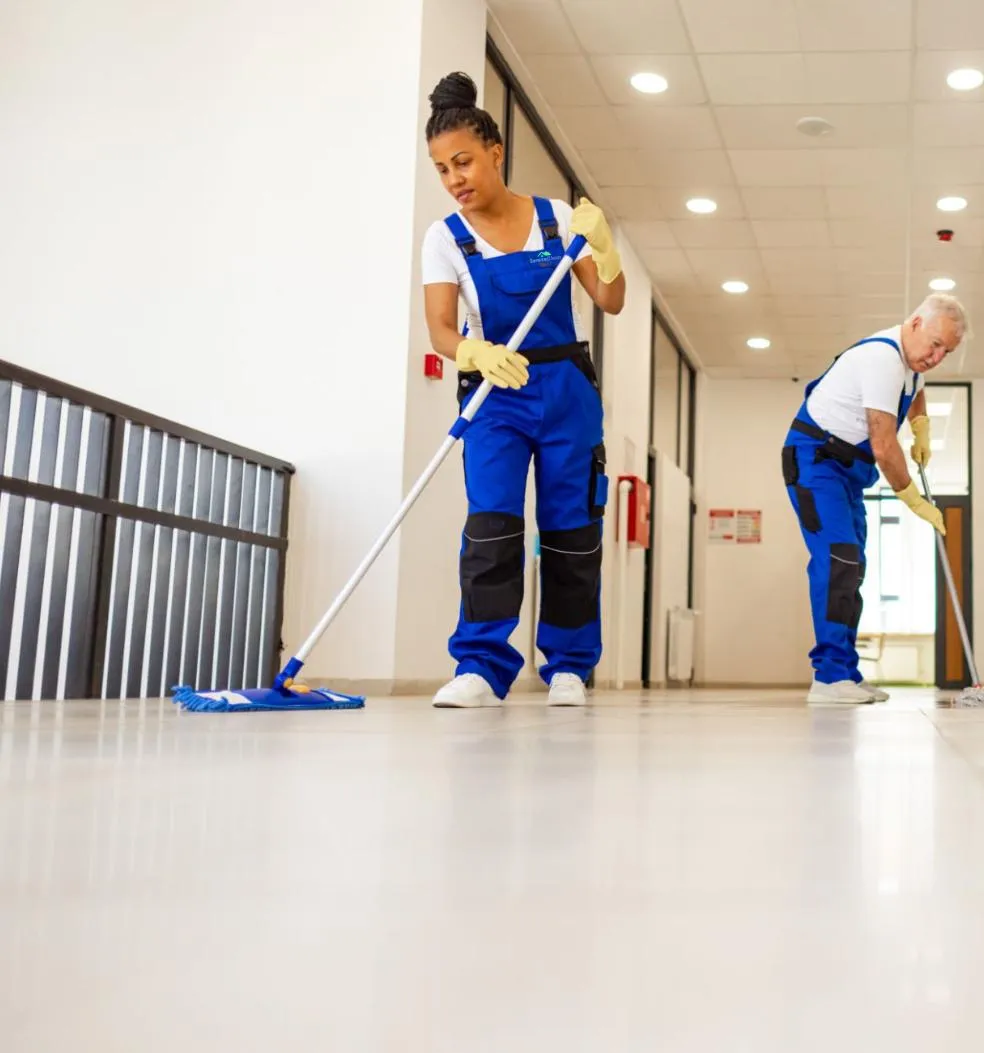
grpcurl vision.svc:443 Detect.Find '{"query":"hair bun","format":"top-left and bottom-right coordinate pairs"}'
top-left (429, 72), bottom-right (478, 112)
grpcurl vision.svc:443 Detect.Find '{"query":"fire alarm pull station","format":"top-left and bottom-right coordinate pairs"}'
top-left (424, 353), bottom-right (444, 380)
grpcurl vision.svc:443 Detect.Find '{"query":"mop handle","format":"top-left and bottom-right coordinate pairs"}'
top-left (917, 465), bottom-right (980, 684)
top-left (276, 234), bottom-right (588, 681)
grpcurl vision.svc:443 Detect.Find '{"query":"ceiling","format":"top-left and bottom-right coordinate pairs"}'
top-left (487, 0), bottom-right (984, 379)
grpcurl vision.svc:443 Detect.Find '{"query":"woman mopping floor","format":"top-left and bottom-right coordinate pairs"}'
top-left (420, 72), bottom-right (626, 708)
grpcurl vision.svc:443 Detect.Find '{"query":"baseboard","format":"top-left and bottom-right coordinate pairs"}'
top-left (306, 675), bottom-right (547, 697)
top-left (696, 681), bottom-right (809, 690)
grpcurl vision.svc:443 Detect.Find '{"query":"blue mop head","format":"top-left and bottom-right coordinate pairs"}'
top-left (171, 684), bottom-right (365, 712)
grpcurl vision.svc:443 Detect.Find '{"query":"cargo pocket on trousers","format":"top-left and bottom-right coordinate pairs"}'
top-left (827, 543), bottom-right (862, 628)
top-left (782, 445), bottom-right (799, 486)
top-left (794, 486), bottom-right (822, 534)
top-left (589, 443), bottom-right (608, 519)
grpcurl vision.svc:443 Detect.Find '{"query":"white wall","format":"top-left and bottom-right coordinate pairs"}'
top-left (693, 378), bottom-right (814, 686)
top-left (0, 0), bottom-right (442, 682)
top-left (649, 453), bottom-right (692, 685)
top-left (595, 229), bottom-right (652, 688)
top-left (391, 0), bottom-right (487, 685)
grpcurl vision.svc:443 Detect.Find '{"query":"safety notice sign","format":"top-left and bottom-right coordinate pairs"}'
top-left (736, 509), bottom-right (762, 544)
top-left (708, 508), bottom-right (735, 542)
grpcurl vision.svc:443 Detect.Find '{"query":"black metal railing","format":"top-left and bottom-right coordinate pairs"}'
top-left (0, 360), bottom-right (294, 701)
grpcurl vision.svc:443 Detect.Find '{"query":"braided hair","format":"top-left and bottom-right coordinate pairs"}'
top-left (426, 72), bottom-right (503, 146)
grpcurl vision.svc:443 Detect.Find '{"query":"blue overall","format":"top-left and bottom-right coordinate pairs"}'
top-left (444, 197), bottom-right (607, 698)
top-left (782, 337), bottom-right (916, 685)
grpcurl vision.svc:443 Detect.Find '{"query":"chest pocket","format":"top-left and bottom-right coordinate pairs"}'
top-left (489, 258), bottom-right (562, 297)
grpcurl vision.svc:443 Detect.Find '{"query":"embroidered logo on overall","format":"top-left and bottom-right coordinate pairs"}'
top-left (531, 249), bottom-right (560, 267)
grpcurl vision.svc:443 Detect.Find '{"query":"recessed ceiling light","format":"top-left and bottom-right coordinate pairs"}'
top-left (686, 197), bottom-right (717, 214)
top-left (722, 280), bottom-right (749, 294)
top-left (937, 196), bottom-right (968, 212)
top-left (630, 72), bottom-right (668, 95)
top-left (947, 68), bottom-right (984, 92)
top-left (930, 277), bottom-right (956, 291)
top-left (927, 402), bottom-right (953, 418)
top-left (747, 337), bottom-right (771, 350)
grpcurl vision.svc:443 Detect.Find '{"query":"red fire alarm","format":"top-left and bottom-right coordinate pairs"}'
top-left (424, 353), bottom-right (444, 380)
top-left (617, 475), bottom-right (651, 549)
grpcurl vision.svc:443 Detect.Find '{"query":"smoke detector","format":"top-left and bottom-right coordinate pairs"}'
top-left (796, 116), bottom-right (834, 138)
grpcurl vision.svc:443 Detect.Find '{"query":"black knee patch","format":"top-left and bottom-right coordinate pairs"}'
top-left (460, 513), bottom-right (525, 623)
top-left (539, 523), bottom-right (602, 629)
top-left (827, 543), bottom-right (863, 628)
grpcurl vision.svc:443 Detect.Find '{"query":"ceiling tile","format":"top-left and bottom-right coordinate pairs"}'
top-left (825, 184), bottom-right (908, 218)
top-left (684, 248), bottom-right (766, 281)
top-left (740, 187), bottom-right (828, 219)
top-left (616, 106), bottom-right (722, 150)
top-left (912, 148), bottom-right (984, 185)
top-left (916, 0), bottom-right (984, 50)
top-left (656, 187), bottom-right (747, 219)
top-left (642, 248), bottom-right (694, 276)
top-left (638, 148), bottom-right (736, 187)
top-left (760, 247), bottom-right (839, 273)
top-left (670, 219), bottom-right (757, 249)
top-left (834, 247), bottom-right (905, 273)
top-left (804, 52), bottom-right (912, 104)
top-left (816, 149), bottom-right (906, 185)
top-left (914, 50), bottom-right (984, 102)
top-left (551, 106), bottom-right (633, 150)
top-left (716, 105), bottom-right (909, 150)
top-left (620, 219), bottom-right (678, 249)
top-left (829, 219), bottom-right (907, 248)
top-left (795, 0), bottom-right (913, 51)
top-left (561, 0), bottom-right (691, 55)
top-left (844, 271), bottom-right (906, 295)
top-left (783, 332), bottom-right (846, 354)
top-left (752, 220), bottom-right (832, 247)
top-left (590, 54), bottom-right (706, 105)
top-left (780, 315), bottom-right (848, 336)
top-left (678, 0), bottom-right (800, 53)
top-left (488, 1), bottom-right (582, 54)
top-left (519, 54), bottom-right (606, 106)
top-left (914, 104), bottom-right (984, 149)
top-left (776, 295), bottom-right (851, 316)
top-left (768, 272), bottom-right (845, 295)
top-left (699, 54), bottom-right (808, 106)
top-left (729, 150), bottom-right (822, 187)
top-left (580, 149), bottom-right (650, 187)
top-left (604, 186), bottom-right (665, 219)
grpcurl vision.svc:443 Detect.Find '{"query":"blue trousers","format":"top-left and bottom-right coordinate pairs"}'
top-left (452, 358), bottom-right (606, 698)
top-left (784, 445), bottom-right (871, 684)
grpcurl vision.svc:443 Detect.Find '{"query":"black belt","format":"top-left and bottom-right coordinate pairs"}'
top-left (790, 419), bottom-right (875, 466)
top-left (521, 341), bottom-right (589, 365)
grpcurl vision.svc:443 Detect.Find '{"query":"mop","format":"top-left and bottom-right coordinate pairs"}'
top-left (917, 465), bottom-right (984, 706)
top-left (172, 234), bottom-right (588, 711)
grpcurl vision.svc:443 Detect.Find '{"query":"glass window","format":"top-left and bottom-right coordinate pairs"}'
top-left (483, 58), bottom-right (506, 140)
top-left (651, 320), bottom-right (680, 460)
top-left (508, 105), bottom-right (570, 202)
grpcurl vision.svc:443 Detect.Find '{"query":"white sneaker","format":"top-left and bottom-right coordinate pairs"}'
top-left (433, 673), bottom-right (501, 708)
top-left (807, 679), bottom-right (876, 705)
top-left (547, 673), bottom-right (587, 707)
top-left (860, 680), bottom-right (890, 702)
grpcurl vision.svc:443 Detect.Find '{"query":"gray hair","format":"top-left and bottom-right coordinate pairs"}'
top-left (909, 293), bottom-right (971, 341)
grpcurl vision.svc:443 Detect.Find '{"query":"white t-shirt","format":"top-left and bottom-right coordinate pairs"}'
top-left (806, 325), bottom-right (923, 445)
top-left (421, 198), bottom-right (592, 342)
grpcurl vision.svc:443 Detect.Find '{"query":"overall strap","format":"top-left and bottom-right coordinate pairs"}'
top-left (532, 197), bottom-right (564, 252)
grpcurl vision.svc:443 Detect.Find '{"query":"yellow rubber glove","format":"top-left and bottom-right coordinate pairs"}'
top-left (895, 481), bottom-right (945, 535)
top-left (910, 415), bottom-right (932, 467)
top-left (456, 339), bottom-right (529, 390)
top-left (570, 197), bottom-right (622, 284)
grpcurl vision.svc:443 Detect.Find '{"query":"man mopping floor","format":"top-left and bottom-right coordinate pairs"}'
top-left (781, 294), bottom-right (968, 705)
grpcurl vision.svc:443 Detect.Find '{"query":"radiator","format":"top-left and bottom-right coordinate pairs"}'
top-left (667, 607), bottom-right (697, 683)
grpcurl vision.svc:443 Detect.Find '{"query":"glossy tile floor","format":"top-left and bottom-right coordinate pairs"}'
top-left (4, 688), bottom-right (984, 1051)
